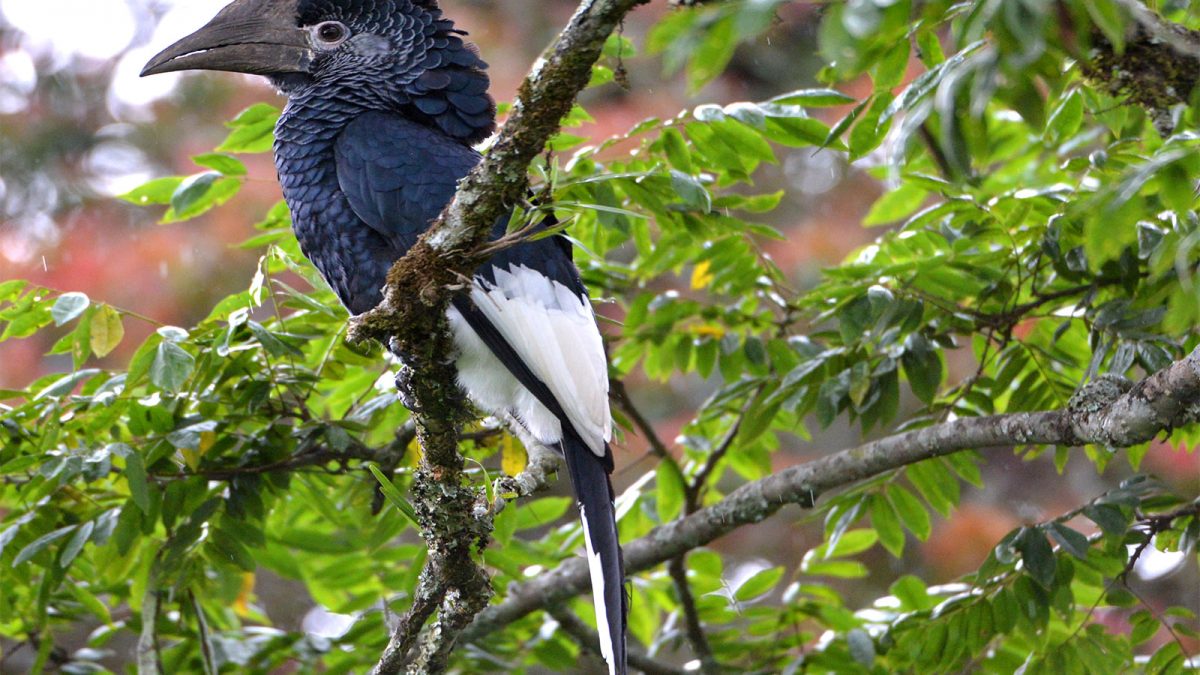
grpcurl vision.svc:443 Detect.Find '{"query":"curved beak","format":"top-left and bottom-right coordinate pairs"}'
top-left (141, 9), bottom-right (312, 77)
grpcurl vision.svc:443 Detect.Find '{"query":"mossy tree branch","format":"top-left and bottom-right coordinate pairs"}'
top-left (1082, 0), bottom-right (1200, 132)
top-left (355, 0), bottom-right (650, 671)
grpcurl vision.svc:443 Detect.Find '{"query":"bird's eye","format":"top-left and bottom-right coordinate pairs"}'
top-left (314, 21), bottom-right (349, 45)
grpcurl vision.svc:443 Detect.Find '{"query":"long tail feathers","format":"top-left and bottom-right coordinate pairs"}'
top-left (561, 437), bottom-right (628, 675)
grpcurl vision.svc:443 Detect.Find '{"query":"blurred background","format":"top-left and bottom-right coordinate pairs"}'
top-left (0, 0), bottom-right (1195, 668)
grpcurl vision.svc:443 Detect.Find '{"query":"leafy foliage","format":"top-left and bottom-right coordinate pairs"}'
top-left (2, 1), bottom-right (1199, 673)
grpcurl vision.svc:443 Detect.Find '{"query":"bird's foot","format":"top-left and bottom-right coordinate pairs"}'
top-left (394, 365), bottom-right (423, 414)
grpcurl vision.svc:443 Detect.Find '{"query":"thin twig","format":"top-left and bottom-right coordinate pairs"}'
top-left (612, 378), bottom-right (674, 460)
top-left (149, 422), bottom-right (416, 483)
top-left (667, 555), bottom-right (718, 674)
top-left (686, 386), bottom-right (764, 513)
top-left (918, 124), bottom-right (956, 181)
top-left (371, 571), bottom-right (446, 674)
top-left (547, 605), bottom-right (686, 675)
top-left (190, 591), bottom-right (217, 675)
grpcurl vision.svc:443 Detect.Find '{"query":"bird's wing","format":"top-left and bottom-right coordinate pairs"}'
top-left (334, 112), bottom-right (478, 251)
top-left (333, 112), bottom-right (612, 457)
top-left (400, 35), bottom-right (496, 143)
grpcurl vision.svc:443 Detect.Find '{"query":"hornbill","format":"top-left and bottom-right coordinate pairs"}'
top-left (142, 1), bottom-right (628, 671)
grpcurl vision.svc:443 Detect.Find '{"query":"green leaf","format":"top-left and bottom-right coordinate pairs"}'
top-left (12, 526), bottom-right (74, 567)
top-left (849, 94), bottom-right (891, 159)
top-left (1146, 642), bottom-right (1185, 673)
top-left (901, 335), bottom-right (942, 405)
top-left (1045, 89), bottom-right (1083, 143)
top-left (216, 103), bottom-right (280, 153)
top-left (734, 565), bottom-right (783, 602)
top-left (991, 587), bottom-right (1018, 633)
top-left (150, 341), bottom-right (195, 392)
top-left (515, 497), bottom-right (573, 531)
top-left (247, 321), bottom-right (304, 357)
top-left (906, 460), bottom-right (958, 517)
top-left (770, 88), bottom-right (856, 107)
top-left (368, 464), bottom-right (418, 524)
top-left (656, 461), bottom-right (687, 522)
top-left (669, 170), bottom-right (712, 213)
top-left (870, 493), bottom-right (905, 557)
top-left (209, 535), bottom-right (256, 571)
top-left (89, 304), bottom-right (125, 357)
top-left (688, 15), bottom-right (736, 92)
top-left (916, 28), bottom-right (946, 66)
top-left (59, 520), bottom-right (94, 568)
top-left (51, 292), bottom-right (89, 326)
top-left (890, 575), bottom-right (932, 611)
top-left (493, 500), bottom-right (517, 546)
top-left (35, 369), bottom-right (101, 400)
top-left (1083, 503), bottom-right (1129, 536)
top-left (864, 184), bottom-right (928, 226)
top-left (163, 173), bottom-right (242, 223)
top-left (887, 484), bottom-right (932, 540)
top-left (121, 448), bottom-right (150, 514)
top-left (69, 583), bottom-right (114, 626)
top-left (827, 528), bottom-right (878, 558)
top-left (1085, 0), bottom-right (1126, 53)
top-left (873, 39), bottom-right (909, 90)
top-left (118, 176), bottom-right (183, 206)
top-left (1015, 526), bottom-right (1056, 588)
top-left (660, 128), bottom-right (693, 173)
top-left (1129, 609), bottom-right (1159, 646)
top-left (802, 559), bottom-right (868, 578)
top-left (763, 117), bottom-right (837, 148)
top-left (1047, 522), bottom-right (1089, 559)
top-left (193, 152), bottom-right (248, 176)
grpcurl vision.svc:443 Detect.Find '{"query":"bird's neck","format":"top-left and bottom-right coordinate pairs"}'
top-left (277, 86), bottom-right (382, 143)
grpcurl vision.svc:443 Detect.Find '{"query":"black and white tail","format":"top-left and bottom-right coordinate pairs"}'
top-left (562, 436), bottom-right (628, 675)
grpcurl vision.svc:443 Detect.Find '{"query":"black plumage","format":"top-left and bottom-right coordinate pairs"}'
top-left (142, 1), bottom-right (628, 672)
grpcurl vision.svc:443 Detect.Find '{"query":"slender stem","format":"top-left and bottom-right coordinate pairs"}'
top-left (686, 386), bottom-right (762, 513)
top-left (190, 591), bottom-right (217, 675)
top-left (667, 555), bottom-right (718, 674)
top-left (547, 605), bottom-right (686, 675)
top-left (370, 570), bottom-right (446, 674)
top-left (136, 576), bottom-right (163, 675)
top-left (612, 378), bottom-right (674, 461)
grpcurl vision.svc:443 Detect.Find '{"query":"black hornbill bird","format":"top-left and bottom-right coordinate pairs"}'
top-left (142, 1), bottom-right (628, 671)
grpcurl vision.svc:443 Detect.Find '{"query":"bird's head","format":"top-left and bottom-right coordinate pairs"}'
top-left (142, 0), bottom-right (495, 142)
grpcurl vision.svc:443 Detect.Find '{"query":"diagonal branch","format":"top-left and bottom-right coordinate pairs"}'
top-left (461, 346), bottom-right (1200, 641)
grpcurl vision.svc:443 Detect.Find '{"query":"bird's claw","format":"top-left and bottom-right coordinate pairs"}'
top-left (394, 366), bottom-right (423, 414)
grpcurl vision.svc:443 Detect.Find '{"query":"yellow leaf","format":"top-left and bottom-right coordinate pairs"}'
top-left (233, 572), bottom-right (256, 617)
top-left (180, 448), bottom-right (199, 471)
top-left (690, 323), bottom-right (726, 338)
top-left (501, 435), bottom-right (527, 476)
top-left (89, 304), bottom-right (125, 357)
top-left (690, 260), bottom-right (714, 290)
top-left (182, 432), bottom-right (217, 471)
